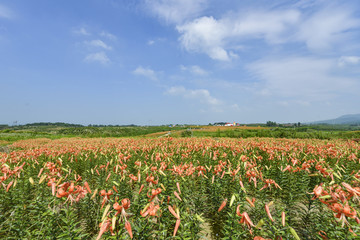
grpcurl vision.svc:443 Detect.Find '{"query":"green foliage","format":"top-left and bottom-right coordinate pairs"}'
top-left (181, 130), bottom-right (192, 137)
top-left (266, 121), bottom-right (278, 127)
top-left (192, 128), bottom-right (360, 140)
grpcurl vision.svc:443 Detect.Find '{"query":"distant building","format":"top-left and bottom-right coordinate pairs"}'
top-left (225, 122), bottom-right (239, 126)
top-left (214, 122), bottom-right (240, 126)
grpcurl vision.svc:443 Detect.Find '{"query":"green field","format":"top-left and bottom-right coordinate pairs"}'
top-left (1, 123), bottom-right (360, 145)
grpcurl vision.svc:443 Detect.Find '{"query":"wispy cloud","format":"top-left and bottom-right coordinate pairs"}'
top-left (74, 28), bottom-right (115, 64)
top-left (338, 56), bottom-right (360, 67)
top-left (296, 5), bottom-right (360, 51)
top-left (85, 39), bottom-right (112, 50)
top-left (0, 4), bottom-right (13, 19)
top-left (248, 57), bottom-right (358, 101)
top-left (147, 38), bottom-right (166, 46)
top-left (84, 52), bottom-right (110, 65)
top-left (166, 86), bottom-right (220, 106)
top-left (144, 0), bottom-right (208, 24)
top-left (100, 31), bottom-right (117, 40)
top-left (73, 27), bottom-right (90, 36)
top-left (133, 66), bottom-right (158, 81)
top-left (231, 10), bottom-right (300, 44)
top-left (180, 65), bottom-right (209, 76)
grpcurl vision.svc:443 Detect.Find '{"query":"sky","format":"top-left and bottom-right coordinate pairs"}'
top-left (0, 0), bottom-right (360, 125)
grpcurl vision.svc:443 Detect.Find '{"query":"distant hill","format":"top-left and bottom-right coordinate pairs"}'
top-left (311, 114), bottom-right (360, 125)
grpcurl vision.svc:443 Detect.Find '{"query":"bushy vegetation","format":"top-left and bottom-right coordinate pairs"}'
top-left (0, 124), bottom-right (188, 143)
top-left (0, 122), bottom-right (360, 144)
top-left (193, 128), bottom-right (360, 140)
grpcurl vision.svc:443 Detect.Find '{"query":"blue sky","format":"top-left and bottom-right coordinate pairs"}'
top-left (1, 0), bottom-right (359, 125)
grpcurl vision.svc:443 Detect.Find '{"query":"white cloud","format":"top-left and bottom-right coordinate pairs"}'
top-left (145, 0), bottom-right (207, 24)
top-left (74, 27), bottom-right (90, 36)
top-left (294, 0), bottom-right (319, 9)
top-left (230, 104), bottom-right (240, 111)
top-left (166, 86), bottom-right (220, 106)
top-left (177, 16), bottom-right (230, 61)
top-left (177, 10), bottom-right (300, 61)
top-left (147, 38), bottom-right (167, 46)
top-left (297, 6), bottom-right (360, 50)
top-left (133, 66), bottom-right (158, 81)
top-left (231, 10), bottom-right (300, 43)
top-left (248, 57), bottom-right (358, 100)
top-left (100, 31), bottom-right (117, 40)
top-left (152, 2), bottom-right (359, 61)
top-left (180, 65), bottom-right (209, 76)
top-left (0, 4), bottom-right (13, 19)
top-left (84, 52), bottom-right (110, 64)
top-left (85, 40), bottom-right (112, 50)
top-left (338, 56), bottom-right (360, 66)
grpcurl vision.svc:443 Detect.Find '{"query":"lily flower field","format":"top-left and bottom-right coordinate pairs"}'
top-left (1, 137), bottom-right (360, 239)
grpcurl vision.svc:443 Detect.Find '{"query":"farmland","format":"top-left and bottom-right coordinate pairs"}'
top-left (1, 123), bottom-right (360, 144)
top-left (1, 137), bottom-right (360, 239)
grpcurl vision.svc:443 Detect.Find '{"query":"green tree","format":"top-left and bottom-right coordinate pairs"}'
top-left (266, 121), bottom-right (277, 127)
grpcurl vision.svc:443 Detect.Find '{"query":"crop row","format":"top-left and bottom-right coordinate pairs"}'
top-left (1, 137), bottom-right (360, 239)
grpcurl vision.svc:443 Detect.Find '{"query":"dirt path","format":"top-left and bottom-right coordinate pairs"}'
top-left (199, 221), bottom-right (215, 239)
top-left (0, 145), bottom-right (10, 153)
